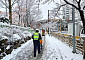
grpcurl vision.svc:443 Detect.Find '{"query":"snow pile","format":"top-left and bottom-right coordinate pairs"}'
top-left (0, 22), bottom-right (33, 59)
top-left (12, 28), bottom-right (22, 34)
top-left (23, 31), bottom-right (32, 38)
top-left (0, 36), bottom-right (8, 41)
top-left (12, 34), bottom-right (21, 42)
top-left (1, 40), bottom-right (33, 60)
top-left (6, 45), bottom-right (11, 50)
top-left (0, 23), bottom-right (32, 42)
top-left (0, 27), bottom-right (32, 42)
top-left (0, 22), bottom-right (10, 26)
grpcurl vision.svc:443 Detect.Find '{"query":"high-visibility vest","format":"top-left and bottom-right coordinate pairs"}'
top-left (33, 33), bottom-right (39, 40)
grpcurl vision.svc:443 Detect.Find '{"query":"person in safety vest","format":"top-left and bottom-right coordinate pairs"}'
top-left (32, 29), bottom-right (42, 57)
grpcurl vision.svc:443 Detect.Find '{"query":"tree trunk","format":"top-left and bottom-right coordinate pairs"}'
top-left (18, 6), bottom-right (20, 25)
top-left (5, 0), bottom-right (7, 17)
top-left (26, 0), bottom-right (29, 27)
top-left (8, 0), bottom-right (12, 24)
top-left (79, 10), bottom-right (85, 34)
top-left (26, 14), bottom-right (28, 27)
top-left (19, 14), bottom-right (20, 25)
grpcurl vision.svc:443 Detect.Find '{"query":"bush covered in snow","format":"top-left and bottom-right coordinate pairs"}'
top-left (0, 22), bottom-right (32, 42)
top-left (0, 22), bottom-right (33, 59)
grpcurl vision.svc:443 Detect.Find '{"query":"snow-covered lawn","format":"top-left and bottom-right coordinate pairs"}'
top-left (2, 35), bottom-right (83, 60)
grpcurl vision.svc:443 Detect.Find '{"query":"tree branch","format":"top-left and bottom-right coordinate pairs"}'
top-left (83, 6), bottom-right (85, 10)
top-left (77, 0), bottom-right (81, 10)
top-left (14, 9), bottom-right (19, 15)
top-left (79, 0), bottom-right (81, 3)
top-left (12, 0), bottom-right (18, 6)
top-left (64, 0), bottom-right (79, 10)
top-left (57, 4), bottom-right (67, 12)
top-left (0, 0), bottom-right (9, 8)
top-left (75, 0), bottom-right (78, 3)
top-left (42, 0), bottom-right (51, 4)
top-left (0, 5), bottom-right (5, 9)
top-left (54, 3), bottom-right (67, 16)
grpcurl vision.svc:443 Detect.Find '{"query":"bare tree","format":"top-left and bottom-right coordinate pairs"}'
top-left (63, 0), bottom-right (85, 33)
top-left (0, 0), bottom-right (43, 26)
top-left (0, 0), bottom-right (8, 17)
top-left (0, 0), bottom-right (19, 24)
top-left (24, 0), bottom-right (42, 27)
top-left (13, 0), bottom-right (42, 27)
top-left (13, 0), bottom-right (23, 25)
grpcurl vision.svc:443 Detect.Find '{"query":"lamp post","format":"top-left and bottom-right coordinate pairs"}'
top-left (48, 10), bottom-right (50, 22)
top-left (72, 0), bottom-right (76, 53)
top-left (48, 10), bottom-right (53, 22)
top-left (48, 10), bottom-right (53, 34)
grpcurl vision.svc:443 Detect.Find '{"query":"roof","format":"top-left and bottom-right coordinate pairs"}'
top-left (37, 19), bottom-right (48, 23)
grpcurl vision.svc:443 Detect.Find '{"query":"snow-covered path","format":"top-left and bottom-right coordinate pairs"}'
top-left (10, 40), bottom-right (34, 60)
top-left (2, 40), bottom-right (34, 60)
top-left (41, 35), bottom-right (83, 60)
top-left (2, 35), bottom-right (83, 60)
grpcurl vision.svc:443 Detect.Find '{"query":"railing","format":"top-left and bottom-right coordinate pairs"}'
top-left (52, 32), bottom-right (84, 55)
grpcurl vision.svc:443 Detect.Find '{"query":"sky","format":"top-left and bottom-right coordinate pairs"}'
top-left (40, 1), bottom-right (60, 20)
top-left (0, 7), bottom-right (5, 12)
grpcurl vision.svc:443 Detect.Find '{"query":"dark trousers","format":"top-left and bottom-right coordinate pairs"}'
top-left (33, 40), bottom-right (40, 57)
top-left (41, 44), bottom-right (42, 50)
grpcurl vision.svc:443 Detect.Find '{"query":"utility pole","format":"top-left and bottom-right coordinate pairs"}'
top-left (48, 10), bottom-right (49, 22)
top-left (72, 0), bottom-right (76, 53)
top-left (60, 22), bottom-right (61, 32)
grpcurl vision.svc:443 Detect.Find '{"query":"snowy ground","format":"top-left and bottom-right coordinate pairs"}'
top-left (41, 35), bottom-right (83, 60)
top-left (2, 35), bottom-right (83, 60)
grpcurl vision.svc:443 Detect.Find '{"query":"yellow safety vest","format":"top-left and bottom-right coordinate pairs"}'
top-left (33, 33), bottom-right (39, 40)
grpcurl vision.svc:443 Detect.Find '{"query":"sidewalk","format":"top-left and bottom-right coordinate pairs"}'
top-left (40, 35), bottom-right (83, 60)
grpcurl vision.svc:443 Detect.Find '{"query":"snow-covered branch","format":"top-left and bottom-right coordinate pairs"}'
top-left (63, 0), bottom-right (79, 10)
top-left (11, 0), bottom-right (19, 6)
top-left (0, 0), bottom-right (9, 8)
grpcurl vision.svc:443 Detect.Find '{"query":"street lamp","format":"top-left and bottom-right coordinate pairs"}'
top-left (72, 0), bottom-right (76, 53)
top-left (48, 10), bottom-right (54, 34)
top-left (48, 10), bottom-right (54, 22)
